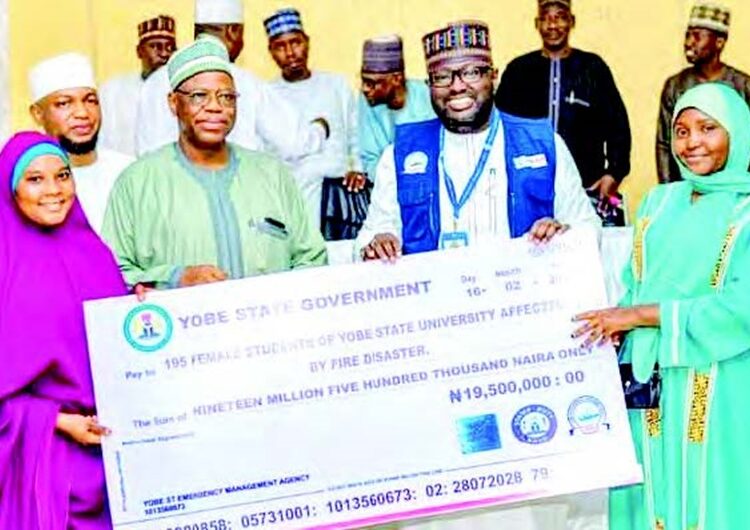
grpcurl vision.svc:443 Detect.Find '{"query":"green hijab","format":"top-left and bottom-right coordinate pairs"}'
top-left (625, 83), bottom-right (750, 383)
top-left (673, 82), bottom-right (750, 193)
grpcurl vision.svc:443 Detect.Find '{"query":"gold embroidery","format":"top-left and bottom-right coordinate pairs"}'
top-left (710, 225), bottom-right (737, 288)
top-left (633, 217), bottom-right (650, 281)
top-left (688, 373), bottom-right (711, 443)
top-left (646, 408), bottom-right (661, 437)
top-left (655, 518), bottom-right (665, 530)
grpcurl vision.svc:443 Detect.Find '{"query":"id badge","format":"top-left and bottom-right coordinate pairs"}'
top-left (440, 231), bottom-right (469, 249)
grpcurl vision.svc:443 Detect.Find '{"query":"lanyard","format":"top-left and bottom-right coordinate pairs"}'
top-left (439, 109), bottom-right (501, 222)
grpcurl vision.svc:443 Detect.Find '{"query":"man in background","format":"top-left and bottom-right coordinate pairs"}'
top-left (358, 35), bottom-right (434, 180)
top-left (98, 14), bottom-right (176, 156)
top-left (136, 0), bottom-right (329, 162)
top-left (656, 1), bottom-right (750, 182)
top-left (495, 0), bottom-right (631, 209)
top-left (29, 52), bottom-right (133, 233)
top-left (264, 7), bottom-right (365, 230)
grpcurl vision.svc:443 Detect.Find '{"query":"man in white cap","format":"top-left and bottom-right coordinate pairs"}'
top-left (28, 52), bottom-right (133, 234)
top-left (98, 15), bottom-right (177, 156)
top-left (264, 7), bottom-right (365, 231)
top-left (135, 0), bottom-right (328, 161)
top-left (103, 36), bottom-right (326, 290)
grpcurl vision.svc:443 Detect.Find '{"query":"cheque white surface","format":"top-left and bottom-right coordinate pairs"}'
top-left (85, 228), bottom-right (641, 530)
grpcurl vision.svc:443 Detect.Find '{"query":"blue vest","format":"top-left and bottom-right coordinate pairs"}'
top-left (394, 113), bottom-right (556, 255)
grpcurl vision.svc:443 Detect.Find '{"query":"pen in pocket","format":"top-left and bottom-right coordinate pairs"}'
top-left (249, 217), bottom-right (289, 239)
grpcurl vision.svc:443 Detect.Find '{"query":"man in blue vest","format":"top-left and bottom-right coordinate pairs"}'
top-left (356, 20), bottom-right (598, 260)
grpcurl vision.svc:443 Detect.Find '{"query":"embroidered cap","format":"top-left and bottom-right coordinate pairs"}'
top-left (264, 8), bottom-right (304, 39)
top-left (138, 15), bottom-right (176, 43)
top-left (688, 2), bottom-right (730, 34)
top-left (167, 35), bottom-right (232, 90)
top-left (362, 35), bottom-right (404, 73)
top-left (422, 20), bottom-right (492, 68)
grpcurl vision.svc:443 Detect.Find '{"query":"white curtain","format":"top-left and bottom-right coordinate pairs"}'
top-left (0, 0), bottom-right (9, 141)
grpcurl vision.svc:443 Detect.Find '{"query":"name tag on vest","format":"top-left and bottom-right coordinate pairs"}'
top-left (513, 153), bottom-right (548, 170)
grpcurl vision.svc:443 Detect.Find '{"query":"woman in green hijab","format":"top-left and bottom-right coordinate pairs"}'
top-left (575, 82), bottom-right (750, 530)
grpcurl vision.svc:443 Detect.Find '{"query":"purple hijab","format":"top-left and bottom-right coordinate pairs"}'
top-left (0, 132), bottom-right (126, 529)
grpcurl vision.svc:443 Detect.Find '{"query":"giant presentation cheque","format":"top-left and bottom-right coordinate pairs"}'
top-left (85, 227), bottom-right (642, 530)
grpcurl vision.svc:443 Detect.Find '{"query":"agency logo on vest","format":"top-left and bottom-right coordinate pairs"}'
top-left (403, 151), bottom-right (429, 175)
top-left (123, 304), bottom-right (174, 353)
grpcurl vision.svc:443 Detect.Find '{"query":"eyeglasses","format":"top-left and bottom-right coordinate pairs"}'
top-left (428, 65), bottom-right (492, 88)
top-left (174, 89), bottom-right (240, 108)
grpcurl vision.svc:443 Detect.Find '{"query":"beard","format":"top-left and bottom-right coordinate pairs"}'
top-left (282, 63), bottom-right (311, 82)
top-left (433, 96), bottom-right (495, 134)
top-left (58, 132), bottom-right (99, 156)
top-left (366, 89), bottom-right (391, 108)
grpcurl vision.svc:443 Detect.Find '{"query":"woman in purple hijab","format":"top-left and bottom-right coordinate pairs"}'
top-left (0, 132), bottom-right (126, 529)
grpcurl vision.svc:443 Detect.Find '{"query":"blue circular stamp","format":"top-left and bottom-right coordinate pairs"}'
top-left (512, 404), bottom-right (557, 444)
top-left (123, 304), bottom-right (173, 353)
top-left (567, 395), bottom-right (610, 435)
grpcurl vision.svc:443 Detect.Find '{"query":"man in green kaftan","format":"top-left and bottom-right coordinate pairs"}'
top-left (102, 35), bottom-right (326, 288)
top-left (575, 82), bottom-right (750, 530)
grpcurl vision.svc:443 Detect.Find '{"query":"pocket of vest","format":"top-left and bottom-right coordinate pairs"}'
top-left (521, 173), bottom-right (555, 202)
top-left (398, 182), bottom-right (434, 243)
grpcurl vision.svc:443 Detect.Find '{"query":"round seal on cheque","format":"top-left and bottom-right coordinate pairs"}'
top-left (123, 304), bottom-right (173, 353)
top-left (512, 404), bottom-right (557, 444)
top-left (567, 395), bottom-right (610, 435)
